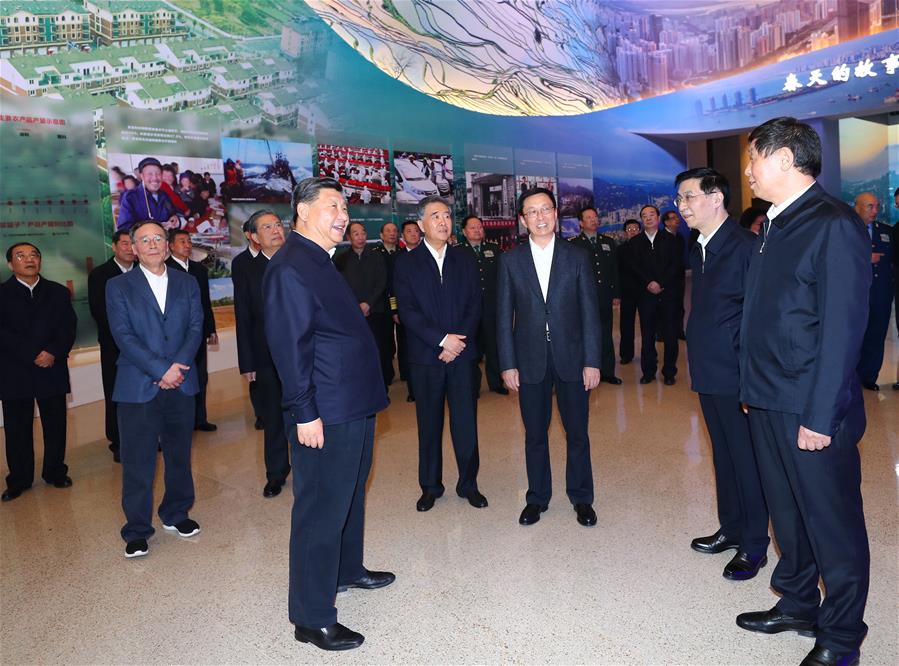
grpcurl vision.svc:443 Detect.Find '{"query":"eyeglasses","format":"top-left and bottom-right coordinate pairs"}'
top-left (523, 206), bottom-right (555, 220)
top-left (135, 234), bottom-right (164, 246)
top-left (13, 251), bottom-right (41, 261)
top-left (674, 192), bottom-right (717, 207)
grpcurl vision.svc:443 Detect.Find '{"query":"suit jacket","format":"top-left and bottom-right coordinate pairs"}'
top-left (685, 217), bottom-right (755, 395)
top-left (496, 238), bottom-right (601, 384)
top-left (393, 242), bottom-right (482, 366)
top-left (568, 232), bottom-right (619, 300)
top-left (740, 182), bottom-right (870, 436)
top-left (630, 229), bottom-right (684, 297)
top-left (333, 245), bottom-right (388, 314)
top-left (616, 237), bottom-right (641, 299)
top-left (0, 276), bottom-right (76, 400)
top-left (106, 266), bottom-right (203, 403)
top-left (263, 231), bottom-right (388, 426)
top-left (230, 246), bottom-right (255, 295)
top-left (166, 257), bottom-right (216, 338)
top-left (455, 239), bottom-right (501, 314)
top-left (88, 257), bottom-right (129, 351)
top-left (234, 252), bottom-right (274, 374)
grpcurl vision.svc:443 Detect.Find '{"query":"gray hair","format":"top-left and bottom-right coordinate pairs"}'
top-left (245, 208), bottom-right (281, 234)
top-left (417, 194), bottom-right (450, 220)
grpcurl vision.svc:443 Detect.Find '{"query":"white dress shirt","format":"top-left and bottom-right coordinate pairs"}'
top-left (422, 238), bottom-right (447, 279)
top-left (249, 246), bottom-right (260, 258)
top-left (140, 263), bottom-right (168, 313)
top-left (170, 255), bottom-right (189, 271)
top-left (644, 229), bottom-right (658, 246)
top-left (529, 234), bottom-right (555, 302)
top-left (697, 220), bottom-right (725, 262)
top-left (16, 276), bottom-right (40, 295)
top-left (114, 258), bottom-right (133, 273)
top-left (766, 181), bottom-right (815, 222)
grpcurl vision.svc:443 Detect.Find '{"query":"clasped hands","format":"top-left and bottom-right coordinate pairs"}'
top-left (34, 350), bottom-right (55, 368)
top-left (439, 333), bottom-right (466, 364)
top-left (158, 362), bottom-right (190, 390)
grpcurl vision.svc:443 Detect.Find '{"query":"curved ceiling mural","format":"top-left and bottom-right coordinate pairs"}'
top-left (304, 0), bottom-right (895, 117)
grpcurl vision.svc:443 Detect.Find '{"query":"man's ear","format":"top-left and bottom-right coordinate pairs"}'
top-left (778, 147), bottom-right (796, 172)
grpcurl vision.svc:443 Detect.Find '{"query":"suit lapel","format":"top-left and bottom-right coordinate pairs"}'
top-left (523, 243), bottom-right (544, 299)
top-left (133, 267), bottom-right (164, 317)
top-left (545, 239), bottom-right (563, 304)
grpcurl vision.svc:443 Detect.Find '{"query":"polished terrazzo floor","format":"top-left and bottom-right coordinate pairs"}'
top-left (1, 327), bottom-right (897, 665)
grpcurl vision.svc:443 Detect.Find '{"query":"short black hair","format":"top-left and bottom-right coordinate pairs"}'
top-left (111, 229), bottom-right (130, 244)
top-left (401, 219), bottom-right (420, 232)
top-left (6, 242), bottom-right (40, 262)
top-left (739, 206), bottom-right (766, 229)
top-left (168, 228), bottom-right (190, 243)
top-left (748, 116), bottom-right (821, 178)
top-left (417, 194), bottom-right (450, 220)
top-left (894, 187), bottom-right (899, 198)
top-left (347, 221), bottom-right (366, 235)
top-left (639, 204), bottom-right (659, 217)
top-left (123, 175), bottom-right (138, 185)
top-left (245, 209), bottom-right (280, 234)
top-left (623, 219), bottom-right (641, 231)
top-left (291, 177), bottom-right (343, 224)
top-left (517, 187), bottom-right (556, 217)
top-left (576, 206), bottom-right (598, 221)
top-left (461, 214), bottom-right (482, 229)
top-left (379, 221), bottom-right (398, 233)
top-left (128, 220), bottom-right (165, 243)
top-left (674, 167), bottom-right (731, 208)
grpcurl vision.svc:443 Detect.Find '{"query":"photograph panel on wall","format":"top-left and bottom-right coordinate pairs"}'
top-left (514, 175), bottom-right (559, 238)
top-left (463, 144), bottom-right (518, 249)
top-left (220, 137), bottom-right (312, 204)
top-left (557, 153), bottom-right (595, 239)
top-left (316, 143), bottom-right (391, 205)
top-left (393, 149), bottom-right (454, 205)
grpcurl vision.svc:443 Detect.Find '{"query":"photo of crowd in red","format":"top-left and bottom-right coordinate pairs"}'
top-left (316, 144), bottom-right (391, 205)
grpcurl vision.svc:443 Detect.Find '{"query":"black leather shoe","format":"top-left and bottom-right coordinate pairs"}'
top-left (337, 569), bottom-right (396, 592)
top-left (490, 386), bottom-right (510, 395)
top-left (48, 476), bottom-right (73, 489)
top-left (518, 503), bottom-right (547, 525)
top-left (1, 487), bottom-right (27, 502)
top-left (736, 607), bottom-right (817, 637)
top-left (723, 551), bottom-right (767, 580)
top-left (196, 422), bottom-right (217, 432)
top-left (263, 481), bottom-right (284, 498)
top-left (691, 530), bottom-right (739, 554)
top-left (416, 492), bottom-right (436, 512)
top-left (893, 381), bottom-right (899, 391)
top-left (799, 645), bottom-right (859, 666)
top-left (574, 503), bottom-right (597, 526)
top-left (600, 376), bottom-right (622, 385)
top-left (254, 417), bottom-right (264, 430)
top-left (294, 623), bottom-right (364, 651)
top-left (406, 394), bottom-right (415, 403)
top-left (639, 375), bottom-right (655, 384)
top-left (465, 489), bottom-right (488, 508)
top-left (861, 381), bottom-right (879, 391)
top-left (663, 376), bottom-right (676, 386)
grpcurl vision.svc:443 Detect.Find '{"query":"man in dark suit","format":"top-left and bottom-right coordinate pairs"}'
top-left (231, 219), bottom-right (263, 431)
top-left (0, 242), bottom-right (77, 502)
top-left (662, 209), bottom-right (688, 340)
top-left (631, 204), bottom-right (683, 385)
top-left (264, 177), bottom-right (393, 652)
top-left (497, 187), bottom-right (601, 528)
top-left (569, 206), bottom-right (621, 385)
top-left (736, 117), bottom-right (871, 666)
top-left (676, 167), bottom-right (769, 581)
top-left (395, 219), bottom-right (422, 402)
top-left (893, 188), bottom-right (899, 391)
top-left (106, 220), bottom-right (204, 558)
top-left (393, 196), bottom-right (487, 513)
top-left (166, 229), bottom-right (217, 431)
top-left (88, 230), bottom-right (135, 463)
top-left (455, 214), bottom-right (507, 394)
top-left (616, 219), bottom-right (642, 365)
top-left (854, 192), bottom-right (894, 391)
top-left (372, 221), bottom-right (400, 387)
top-left (334, 222), bottom-right (390, 389)
top-left (234, 209), bottom-right (290, 498)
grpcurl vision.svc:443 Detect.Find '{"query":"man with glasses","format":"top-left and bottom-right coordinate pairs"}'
top-left (0, 242), bottom-right (77, 502)
top-left (497, 188), bottom-right (601, 527)
top-left (106, 220), bottom-right (204, 558)
top-left (617, 219), bottom-right (642, 365)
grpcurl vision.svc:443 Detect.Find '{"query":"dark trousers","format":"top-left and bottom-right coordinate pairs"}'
top-left (118, 389), bottom-right (195, 542)
top-left (698, 393), bottom-right (769, 557)
top-left (475, 311), bottom-right (502, 391)
top-left (288, 415), bottom-right (374, 627)
top-left (367, 312), bottom-right (395, 387)
top-left (2, 395), bottom-right (67, 490)
top-left (255, 365), bottom-right (290, 483)
top-left (619, 293), bottom-right (637, 362)
top-left (748, 405), bottom-right (869, 654)
top-left (637, 292), bottom-right (679, 379)
top-left (675, 274), bottom-right (686, 335)
top-left (518, 344), bottom-right (593, 506)
top-left (857, 294), bottom-right (892, 384)
top-left (99, 346), bottom-right (120, 447)
top-left (598, 291), bottom-right (615, 377)
top-left (396, 321), bottom-right (413, 397)
top-left (408, 360), bottom-right (480, 497)
top-left (194, 343), bottom-right (209, 426)
top-left (248, 378), bottom-right (262, 422)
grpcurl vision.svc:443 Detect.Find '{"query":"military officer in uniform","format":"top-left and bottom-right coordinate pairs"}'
top-left (456, 215), bottom-right (507, 395)
top-left (569, 207), bottom-right (622, 384)
top-left (855, 192), bottom-right (894, 391)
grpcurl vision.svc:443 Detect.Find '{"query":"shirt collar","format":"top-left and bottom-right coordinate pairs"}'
top-left (767, 181), bottom-right (816, 221)
top-left (171, 255), bottom-right (189, 271)
top-left (528, 233), bottom-right (555, 254)
top-left (248, 246), bottom-right (260, 258)
top-left (15, 276), bottom-right (40, 293)
top-left (113, 258), bottom-right (133, 273)
top-left (139, 263), bottom-right (167, 282)
top-left (697, 216), bottom-right (728, 250)
top-left (423, 238), bottom-right (447, 261)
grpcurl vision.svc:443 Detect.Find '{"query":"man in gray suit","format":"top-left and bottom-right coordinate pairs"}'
top-left (497, 187), bottom-right (602, 527)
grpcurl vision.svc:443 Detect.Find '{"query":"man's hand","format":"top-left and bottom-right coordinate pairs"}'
top-left (502, 369), bottom-right (520, 392)
top-left (583, 367), bottom-right (600, 391)
top-left (241, 371), bottom-right (256, 382)
top-left (297, 418), bottom-right (324, 448)
top-left (442, 333), bottom-right (466, 355)
top-left (34, 351), bottom-right (55, 368)
top-left (438, 349), bottom-right (457, 364)
top-left (646, 281), bottom-right (663, 295)
top-left (359, 302), bottom-right (371, 317)
top-left (160, 362), bottom-right (189, 390)
top-left (798, 425), bottom-right (831, 451)
top-left (871, 252), bottom-right (883, 265)
top-left (612, 298), bottom-right (620, 307)
top-left (207, 332), bottom-right (219, 345)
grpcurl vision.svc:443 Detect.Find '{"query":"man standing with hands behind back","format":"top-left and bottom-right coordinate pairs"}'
top-left (497, 187), bottom-right (601, 528)
top-left (736, 117), bottom-right (870, 666)
top-left (264, 177), bottom-right (393, 652)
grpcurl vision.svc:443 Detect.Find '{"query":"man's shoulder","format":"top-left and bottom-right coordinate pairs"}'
top-left (189, 259), bottom-right (209, 276)
top-left (597, 233), bottom-right (617, 246)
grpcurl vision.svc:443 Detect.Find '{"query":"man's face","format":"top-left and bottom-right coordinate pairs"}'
top-left (251, 214), bottom-right (285, 254)
top-left (675, 179), bottom-right (717, 231)
top-left (380, 223), bottom-right (398, 246)
top-left (7, 244), bottom-right (41, 280)
top-left (402, 223), bottom-right (421, 248)
top-left (112, 236), bottom-right (135, 264)
top-left (745, 141), bottom-right (785, 203)
top-left (579, 209), bottom-right (599, 234)
top-left (640, 207), bottom-right (660, 232)
top-left (348, 223), bottom-right (367, 251)
top-left (624, 223), bottom-right (641, 239)
top-left (170, 233), bottom-right (192, 261)
top-left (132, 223), bottom-right (168, 270)
top-left (663, 212), bottom-right (680, 232)
top-left (419, 202), bottom-right (452, 244)
top-left (141, 165), bottom-right (163, 193)
top-left (854, 193), bottom-right (880, 225)
top-left (520, 192), bottom-right (557, 240)
top-left (462, 217), bottom-right (484, 244)
top-left (298, 187), bottom-right (349, 250)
